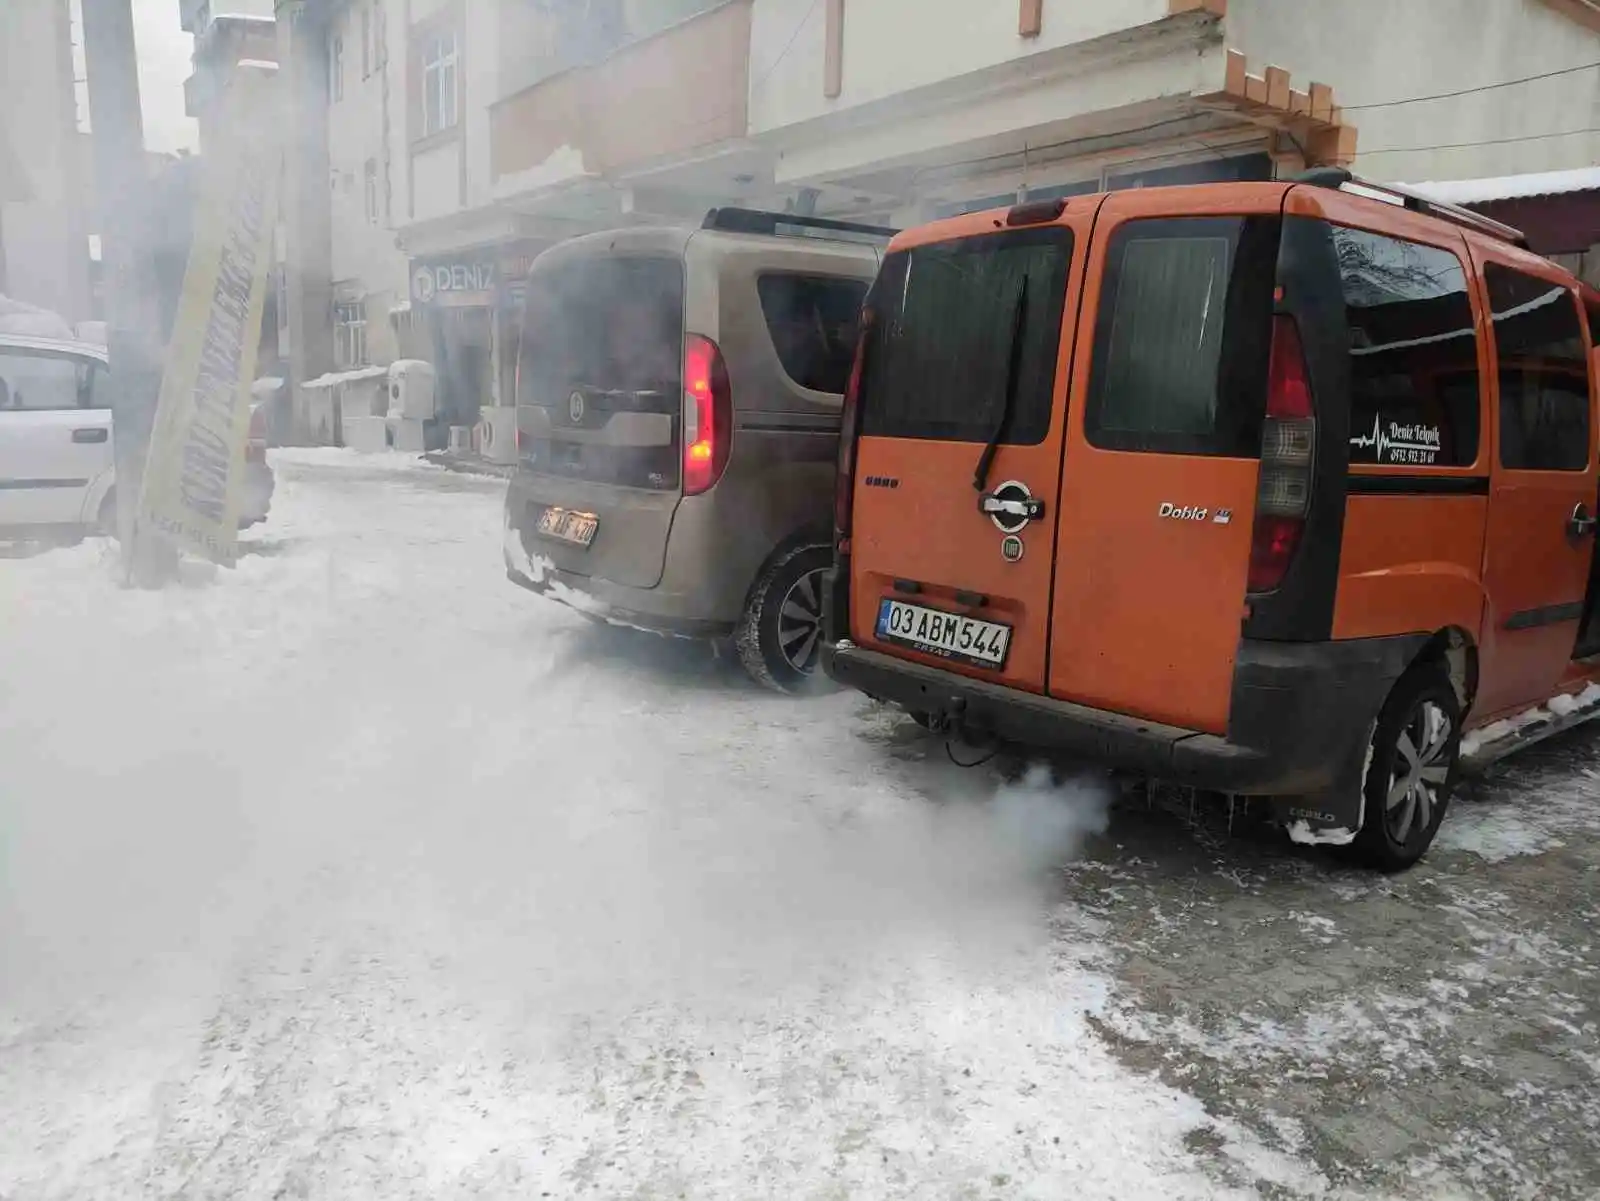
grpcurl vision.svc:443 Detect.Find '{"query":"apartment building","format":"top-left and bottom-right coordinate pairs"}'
top-left (278, 0), bottom-right (1600, 441)
top-left (0, 0), bottom-right (92, 323)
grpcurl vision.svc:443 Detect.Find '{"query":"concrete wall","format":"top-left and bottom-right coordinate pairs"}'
top-left (747, 0), bottom-right (1171, 136)
top-left (0, 0), bottom-right (92, 321)
top-left (390, 0), bottom-right (500, 226)
top-left (327, 0), bottom-right (410, 339)
top-left (490, 1), bottom-right (751, 185)
top-left (1226, 0), bottom-right (1600, 183)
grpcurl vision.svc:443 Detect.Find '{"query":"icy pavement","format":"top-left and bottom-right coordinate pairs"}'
top-left (1063, 744), bottom-right (1600, 1201)
top-left (1, 451), bottom-right (1596, 1200)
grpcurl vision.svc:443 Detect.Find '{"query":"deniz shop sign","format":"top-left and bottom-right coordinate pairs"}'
top-left (411, 259), bottom-right (497, 306)
top-left (409, 242), bottom-right (545, 307)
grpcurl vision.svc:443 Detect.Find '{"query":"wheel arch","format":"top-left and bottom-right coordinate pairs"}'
top-left (1406, 625), bottom-right (1479, 718)
top-left (738, 522), bottom-right (832, 613)
top-left (81, 467), bottom-right (116, 527)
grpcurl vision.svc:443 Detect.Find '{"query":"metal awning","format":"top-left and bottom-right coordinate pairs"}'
top-left (1403, 168), bottom-right (1600, 257)
top-left (1404, 167), bottom-right (1600, 207)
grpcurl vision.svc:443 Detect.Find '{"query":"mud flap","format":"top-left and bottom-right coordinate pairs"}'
top-left (1271, 720), bottom-right (1374, 847)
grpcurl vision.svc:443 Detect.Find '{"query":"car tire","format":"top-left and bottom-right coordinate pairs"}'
top-left (736, 542), bottom-right (832, 695)
top-left (1349, 663), bottom-right (1461, 873)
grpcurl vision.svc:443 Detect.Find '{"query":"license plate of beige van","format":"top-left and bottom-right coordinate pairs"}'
top-left (535, 505), bottom-right (599, 548)
top-left (876, 598), bottom-right (1011, 668)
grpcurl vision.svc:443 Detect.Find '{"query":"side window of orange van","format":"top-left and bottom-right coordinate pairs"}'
top-left (1485, 265), bottom-right (1589, 472)
top-left (1332, 227), bottom-right (1480, 470)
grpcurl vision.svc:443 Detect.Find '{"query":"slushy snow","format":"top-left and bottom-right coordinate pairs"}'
top-left (2, 450), bottom-right (1332, 1199)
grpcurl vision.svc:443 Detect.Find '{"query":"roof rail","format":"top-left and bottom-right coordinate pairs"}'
top-left (1291, 167), bottom-right (1529, 249)
top-left (701, 207), bottom-right (898, 243)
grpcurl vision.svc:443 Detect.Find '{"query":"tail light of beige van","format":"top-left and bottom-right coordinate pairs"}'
top-left (1248, 315), bottom-right (1316, 593)
top-left (683, 334), bottom-right (732, 495)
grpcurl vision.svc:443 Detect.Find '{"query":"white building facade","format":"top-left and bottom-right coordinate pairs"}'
top-left (0, 0), bottom-right (92, 324)
top-left (283, 0), bottom-right (1600, 441)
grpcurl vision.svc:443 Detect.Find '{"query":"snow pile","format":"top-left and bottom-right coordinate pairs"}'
top-left (1462, 682), bottom-right (1600, 758)
top-left (301, 365), bottom-right (390, 389)
top-left (0, 293), bottom-right (74, 340)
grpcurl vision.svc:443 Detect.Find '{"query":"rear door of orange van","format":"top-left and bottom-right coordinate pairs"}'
top-left (846, 200), bottom-right (1100, 694)
top-left (1048, 186), bottom-right (1289, 735)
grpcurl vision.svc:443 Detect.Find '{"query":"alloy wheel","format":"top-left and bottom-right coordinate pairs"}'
top-left (776, 567), bottom-right (825, 674)
top-left (1384, 699), bottom-right (1453, 843)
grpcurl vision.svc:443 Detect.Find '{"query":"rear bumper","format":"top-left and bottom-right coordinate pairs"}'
top-left (822, 628), bottom-right (1425, 801)
top-left (505, 565), bottom-right (735, 638)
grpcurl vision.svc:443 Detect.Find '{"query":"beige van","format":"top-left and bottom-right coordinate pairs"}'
top-left (503, 208), bottom-right (887, 691)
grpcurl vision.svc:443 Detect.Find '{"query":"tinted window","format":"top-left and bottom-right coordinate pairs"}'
top-left (1333, 227), bottom-right (1480, 468)
top-left (756, 273), bottom-right (868, 395)
top-left (0, 350), bottom-right (100, 412)
top-left (1486, 265), bottom-right (1590, 471)
top-left (860, 227), bottom-right (1071, 444)
top-left (1085, 216), bottom-right (1278, 456)
top-left (516, 256), bottom-right (685, 490)
top-left (518, 256), bottom-right (684, 403)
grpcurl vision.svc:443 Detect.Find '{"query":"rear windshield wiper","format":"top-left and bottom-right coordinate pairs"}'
top-left (972, 274), bottom-right (1029, 494)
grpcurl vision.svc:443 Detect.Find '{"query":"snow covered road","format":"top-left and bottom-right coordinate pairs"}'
top-left (1, 452), bottom-right (1329, 1200)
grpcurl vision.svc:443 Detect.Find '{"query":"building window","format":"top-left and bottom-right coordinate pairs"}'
top-left (335, 301), bottom-right (368, 368)
top-left (363, 160), bottom-right (379, 225)
top-left (422, 29), bottom-right (459, 136)
top-left (360, 5), bottom-right (372, 77)
top-left (330, 32), bottom-right (344, 101)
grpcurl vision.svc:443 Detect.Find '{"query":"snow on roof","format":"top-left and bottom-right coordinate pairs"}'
top-left (302, 366), bottom-right (390, 389)
top-left (0, 331), bottom-right (109, 361)
top-left (1404, 167), bottom-right (1600, 206)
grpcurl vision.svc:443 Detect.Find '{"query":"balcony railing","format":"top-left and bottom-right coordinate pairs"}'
top-left (491, 0), bottom-right (751, 188)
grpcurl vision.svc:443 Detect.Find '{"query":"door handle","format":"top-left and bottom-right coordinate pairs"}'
top-left (1568, 503), bottom-right (1596, 540)
top-left (71, 428), bottom-right (108, 444)
top-left (978, 493), bottom-right (1045, 521)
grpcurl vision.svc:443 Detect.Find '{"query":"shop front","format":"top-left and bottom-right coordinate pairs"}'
top-left (407, 238), bottom-right (547, 446)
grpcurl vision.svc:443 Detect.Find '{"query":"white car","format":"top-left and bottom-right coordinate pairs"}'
top-left (0, 333), bottom-right (272, 541)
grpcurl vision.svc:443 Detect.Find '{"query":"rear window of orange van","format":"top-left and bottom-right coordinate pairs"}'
top-left (1084, 216), bottom-right (1278, 457)
top-left (859, 227), bottom-right (1072, 444)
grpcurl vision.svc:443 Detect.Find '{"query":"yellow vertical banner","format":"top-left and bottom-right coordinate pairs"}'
top-left (137, 65), bottom-right (281, 566)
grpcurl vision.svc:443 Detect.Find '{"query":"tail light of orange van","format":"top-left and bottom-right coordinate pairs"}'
top-left (834, 310), bottom-right (874, 546)
top-left (683, 334), bottom-right (732, 495)
top-left (1247, 315), bottom-right (1315, 594)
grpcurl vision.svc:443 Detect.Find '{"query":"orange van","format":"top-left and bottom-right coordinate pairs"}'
top-left (822, 169), bottom-right (1600, 870)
